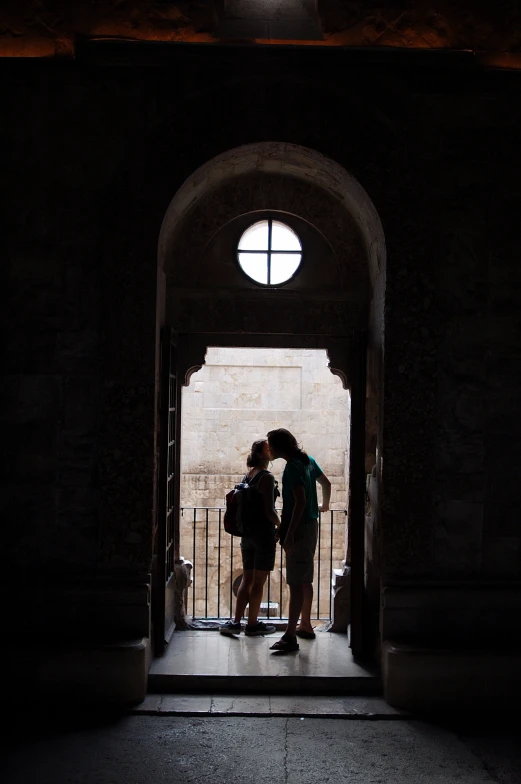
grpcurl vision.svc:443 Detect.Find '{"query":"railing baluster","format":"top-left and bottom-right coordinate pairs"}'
top-left (179, 506), bottom-right (342, 623)
top-left (230, 528), bottom-right (234, 619)
top-left (330, 510), bottom-right (334, 621)
top-left (217, 508), bottom-right (222, 620)
top-left (317, 512), bottom-right (321, 621)
top-left (205, 507), bottom-right (209, 620)
top-left (267, 570), bottom-right (271, 620)
top-left (192, 507), bottom-right (196, 618)
top-left (279, 541), bottom-right (283, 620)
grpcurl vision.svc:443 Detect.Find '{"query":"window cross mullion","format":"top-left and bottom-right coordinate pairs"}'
top-left (267, 218), bottom-right (272, 285)
top-left (237, 218), bottom-right (302, 286)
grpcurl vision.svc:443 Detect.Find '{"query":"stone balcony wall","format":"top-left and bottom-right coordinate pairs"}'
top-left (180, 347), bottom-right (350, 505)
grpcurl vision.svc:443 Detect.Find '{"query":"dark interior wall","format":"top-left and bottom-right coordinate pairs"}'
top-left (377, 68), bottom-right (521, 647)
top-left (2, 50), bottom-right (521, 644)
top-left (381, 74), bottom-right (521, 584)
top-left (2, 65), bottom-right (164, 636)
top-left (427, 90), bottom-right (521, 581)
top-left (3, 67), bottom-right (155, 564)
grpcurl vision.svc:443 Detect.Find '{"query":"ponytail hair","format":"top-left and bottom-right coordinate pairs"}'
top-left (247, 439), bottom-right (268, 468)
top-left (266, 428), bottom-right (310, 465)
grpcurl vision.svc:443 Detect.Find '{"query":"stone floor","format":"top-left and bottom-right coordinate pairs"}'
top-left (4, 710), bottom-right (521, 784)
top-left (133, 693), bottom-right (406, 717)
top-left (148, 628), bottom-right (380, 694)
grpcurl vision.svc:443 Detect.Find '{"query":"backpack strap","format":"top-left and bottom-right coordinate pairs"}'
top-left (247, 469), bottom-right (270, 487)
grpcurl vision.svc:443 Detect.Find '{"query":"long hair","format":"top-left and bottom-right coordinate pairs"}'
top-left (267, 428), bottom-right (310, 465)
top-left (246, 439), bottom-right (268, 468)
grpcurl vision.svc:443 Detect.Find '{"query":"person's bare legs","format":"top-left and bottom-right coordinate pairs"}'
top-left (283, 583), bottom-right (304, 638)
top-left (246, 569), bottom-right (269, 626)
top-left (234, 570), bottom-right (253, 623)
top-left (296, 583), bottom-right (314, 633)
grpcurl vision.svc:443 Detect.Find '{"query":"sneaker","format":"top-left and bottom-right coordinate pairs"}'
top-left (244, 621), bottom-right (276, 636)
top-left (219, 621), bottom-right (242, 636)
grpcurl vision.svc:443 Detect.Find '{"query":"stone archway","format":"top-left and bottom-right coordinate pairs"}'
top-left (155, 142), bottom-right (386, 659)
top-left (158, 142), bottom-right (385, 287)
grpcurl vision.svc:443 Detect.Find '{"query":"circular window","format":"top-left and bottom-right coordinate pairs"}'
top-left (237, 219), bottom-right (302, 285)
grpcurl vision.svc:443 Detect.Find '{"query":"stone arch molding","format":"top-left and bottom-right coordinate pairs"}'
top-left (159, 143), bottom-right (386, 390)
top-left (158, 142), bottom-right (386, 289)
top-left (177, 335), bottom-right (352, 391)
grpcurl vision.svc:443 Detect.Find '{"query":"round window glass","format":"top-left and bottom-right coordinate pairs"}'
top-left (237, 219), bottom-right (302, 285)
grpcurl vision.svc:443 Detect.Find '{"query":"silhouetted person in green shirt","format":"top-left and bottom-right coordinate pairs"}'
top-left (267, 428), bottom-right (331, 653)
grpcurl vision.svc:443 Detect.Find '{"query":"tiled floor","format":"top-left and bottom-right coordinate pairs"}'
top-left (148, 628), bottom-right (380, 694)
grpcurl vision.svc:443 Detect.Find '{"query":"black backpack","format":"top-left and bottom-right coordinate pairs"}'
top-left (223, 470), bottom-right (269, 537)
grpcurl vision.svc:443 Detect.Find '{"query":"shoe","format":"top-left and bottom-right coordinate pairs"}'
top-left (244, 621), bottom-right (276, 636)
top-left (295, 629), bottom-right (316, 640)
top-left (219, 621), bottom-right (242, 636)
top-left (269, 636), bottom-right (300, 653)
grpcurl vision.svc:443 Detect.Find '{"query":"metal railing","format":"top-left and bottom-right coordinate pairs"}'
top-left (180, 507), bottom-right (347, 621)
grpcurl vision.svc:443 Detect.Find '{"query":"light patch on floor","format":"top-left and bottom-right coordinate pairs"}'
top-left (148, 628), bottom-right (380, 694)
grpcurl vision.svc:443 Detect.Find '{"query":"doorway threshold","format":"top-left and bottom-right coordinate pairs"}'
top-left (148, 629), bottom-right (381, 695)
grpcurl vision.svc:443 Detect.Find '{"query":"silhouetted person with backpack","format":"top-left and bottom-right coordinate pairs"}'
top-left (219, 439), bottom-right (280, 636)
top-left (267, 428), bottom-right (331, 653)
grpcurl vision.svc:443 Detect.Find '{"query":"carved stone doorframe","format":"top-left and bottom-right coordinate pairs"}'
top-left (176, 332), bottom-right (353, 389)
top-left (155, 144), bottom-right (385, 661)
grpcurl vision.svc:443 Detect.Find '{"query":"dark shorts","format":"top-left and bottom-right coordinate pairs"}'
top-left (285, 519), bottom-right (318, 585)
top-left (241, 534), bottom-right (276, 572)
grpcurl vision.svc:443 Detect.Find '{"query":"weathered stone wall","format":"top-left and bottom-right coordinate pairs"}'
top-left (180, 347), bottom-right (349, 508)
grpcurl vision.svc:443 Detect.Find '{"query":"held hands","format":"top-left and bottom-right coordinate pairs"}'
top-left (282, 534), bottom-right (295, 554)
top-left (319, 504), bottom-right (329, 513)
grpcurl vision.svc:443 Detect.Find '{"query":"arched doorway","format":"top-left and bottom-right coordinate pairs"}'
top-left (153, 142), bottom-right (386, 664)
